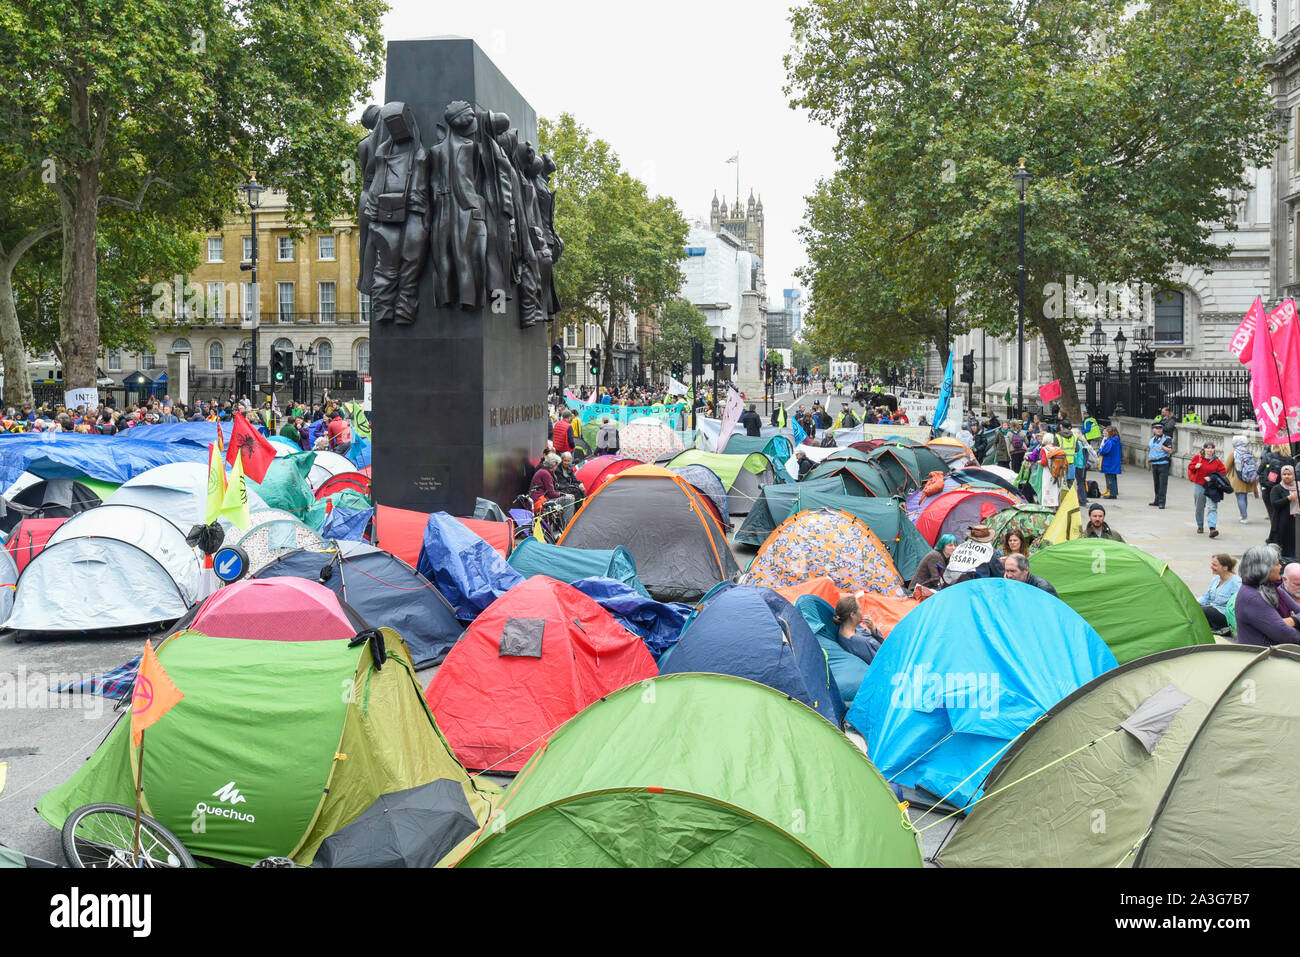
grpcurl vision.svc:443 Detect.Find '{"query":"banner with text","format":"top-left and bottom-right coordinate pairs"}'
top-left (564, 390), bottom-right (688, 427)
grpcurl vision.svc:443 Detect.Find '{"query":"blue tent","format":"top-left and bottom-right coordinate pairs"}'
top-left (115, 423), bottom-right (232, 447)
top-left (255, 539), bottom-right (463, 667)
top-left (794, 594), bottom-right (870, 705)
top-left (0, 432), bottom-right (210, 490)
top-left (319, 505), bottom-right (373, 542)
top-left (845, 578), bottom-right (1116, 808)
top-left (569, 576), bottom-right (692, 658)
top-left (507, 538), bottom-right (650, 597)
top-left (417, 511), bottom-right (523, 620)
top-left (658, 585), bottom-right (845, 725)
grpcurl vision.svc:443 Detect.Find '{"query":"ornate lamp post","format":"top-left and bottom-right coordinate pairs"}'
top-left (1113, 328), bottom-right (1127, 376)
top-left (239, 179), bottom-right (266, 399)
top-left (1012, 158), bottom-right (1032, 417)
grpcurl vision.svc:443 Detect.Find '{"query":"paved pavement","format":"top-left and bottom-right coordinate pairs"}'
top-left (0, 397), bottom-right (1258, 865)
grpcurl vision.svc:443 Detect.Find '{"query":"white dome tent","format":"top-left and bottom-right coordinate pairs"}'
top-left (106, 462), bottom-right (269, 531)
top-left (307, 451), bottom-right (355, 491)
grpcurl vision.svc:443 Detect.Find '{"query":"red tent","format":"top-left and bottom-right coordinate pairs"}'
top-left (424, 576), bottom-right (657, 772)
top-left (314, 471), bottom-right (372, 500)
top-left (187, 578), bottom-right (360, 641)
top-left (574, 455), bottom-right (639, 494)
top-left (915, 487), bottom-right (1021, 545)
top-left (5, 517), bottom-right (68, 574)
top-left (372, 504), bottom-right (512, 563)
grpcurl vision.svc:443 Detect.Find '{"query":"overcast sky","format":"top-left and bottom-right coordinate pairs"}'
top-left (375, 0), bottom-right (838, 308)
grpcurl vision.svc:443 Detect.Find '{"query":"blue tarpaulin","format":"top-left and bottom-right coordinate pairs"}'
top-left (508, 538), bottom-right (650, 597)
top-left (0, 433), bottom-right (210, 491)
top-left (115, 423), bottom-right (232, 447)
top-left (417, 512), bottom-right (523, 620)
top-left (568, 576), bottom-right (691, 658)
top-left (320, 506), bottom-right (373, 541)
top-left (845, 578), bottom-right (1116, 807)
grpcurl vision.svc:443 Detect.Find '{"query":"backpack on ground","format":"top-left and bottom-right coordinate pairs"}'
top-left (1086, 480), bottom-right (1101, 499)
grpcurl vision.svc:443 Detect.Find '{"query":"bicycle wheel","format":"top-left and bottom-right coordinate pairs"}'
top-left (61, 803), bottom-right (196, 869)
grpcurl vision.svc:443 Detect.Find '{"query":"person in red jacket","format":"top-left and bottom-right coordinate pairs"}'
top-left (1188, 441), bottom-right (1227, 538)
top-left (552, 409), bottom-right (574, 455)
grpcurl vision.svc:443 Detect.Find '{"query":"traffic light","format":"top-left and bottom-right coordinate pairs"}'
top-left (961, 350), bottom-right (975, 384)
top-left (672, 361), bottom-right (684, 379)
top-left (270, 350), bottom-right (289, 385)
top-left (691, 340), bottom-right (705, 377)
top-left (551, 343), bottom-right (566, 377)
top-left (589, 346), bottom-right (601, 376)
top-left (711, 339), bottom-right (725, 370)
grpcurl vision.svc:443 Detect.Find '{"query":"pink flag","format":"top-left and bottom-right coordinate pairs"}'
top-left (564, 388), bottom-right (579, 403)
top-left (1230, 296), bottom-right (1265, 364)
top-left (715, 386), bottom-right (746, 453)
top-left (1250, 299), bottom-right (1300, 444)
top-left (1038, 380), bottom-right (1062, 403)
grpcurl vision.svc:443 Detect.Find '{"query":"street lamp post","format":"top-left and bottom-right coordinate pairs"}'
top-left (1113, 328), bottom-right (1127, 376)
top-left (239, 179), bottom-right (266, 401)
top-left (1012, 158), bottom-right (1032, 418)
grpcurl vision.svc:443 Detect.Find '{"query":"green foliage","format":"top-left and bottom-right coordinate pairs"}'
top-left (786, 0), bottom-right (1279, 415)
top-left (540, 114), bottom-right (689, 380)
top-left (645, 298), bottom-right (710, 371)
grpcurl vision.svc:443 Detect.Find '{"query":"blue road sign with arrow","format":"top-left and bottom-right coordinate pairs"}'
top-left (213, 545), bottom-right (249, 583)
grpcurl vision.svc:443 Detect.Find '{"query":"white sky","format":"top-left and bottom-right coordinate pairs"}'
top-left (375, 0), bottom-right (837, 308)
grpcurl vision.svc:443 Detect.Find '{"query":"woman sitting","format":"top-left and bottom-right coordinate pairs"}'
top-left (1198, 553), bottom-right (1240, 633)
top-left (832, 594), bottom-right (884, 666)
top-left (1234, 544), bottom-right (1299, 647)
top-left (909, 534), bottom-right (957, 591)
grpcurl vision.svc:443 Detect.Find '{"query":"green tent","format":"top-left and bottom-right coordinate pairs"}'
top-left (984, 503), bottom-right (1057, 551)
top-left (735, 475), bottom-right (865, 547)
top-left (734, 486), bottom-right (928, 580)
top-left (38, 629), bottom-right (491, 867)
top-left (455, 674), bottom-right (921, 868)
top-left (804, 459), bottom-right (893, 498)
top-left (939, 644), bottom-right (1300, 868)
top-left (1030, 539), bottom-right (1213, 664)
top-left (659, 449), bottom-right (776, 516)
top-left (862, 445), bottom-right (948, 494)
top-left (716, 434), bottom-right (794, 476)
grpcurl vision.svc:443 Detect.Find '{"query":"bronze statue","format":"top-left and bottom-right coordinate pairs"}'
top-left (361, 102), bottom-right (430, 325)
top-left (502, 133), bottom-right (547, 327)
top-left (430, 101), bottom-right (488, 310)
top-left (474, 108), bottom-right (517, 304)
top-left (355, 104), bottom-right (383, 297)
top-left (533, 152), bottom-right (563, 319)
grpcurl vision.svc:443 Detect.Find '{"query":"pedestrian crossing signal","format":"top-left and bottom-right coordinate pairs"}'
top-left (551, 343), bottom-right (566, 377)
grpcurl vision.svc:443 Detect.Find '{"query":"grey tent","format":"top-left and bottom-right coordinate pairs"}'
top-left (313, 779), bottom-right (480, 868)
top-left (0, 546), bottom-right (16, 625)
top-left (0, 477), bottom-right (101, 535)
top-left (938, 643), bottom-right (1300, 868)
top-left (254, 540), bottom-right (463, 667)
top-left (7, 537), bottom-right (191, 635)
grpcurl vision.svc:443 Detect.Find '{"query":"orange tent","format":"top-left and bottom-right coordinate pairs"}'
top-left (774, 576), bottom-right (843, 607)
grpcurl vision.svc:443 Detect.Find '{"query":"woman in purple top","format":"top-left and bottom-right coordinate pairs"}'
top-left (1234, 544), bottom-right (1300, 647)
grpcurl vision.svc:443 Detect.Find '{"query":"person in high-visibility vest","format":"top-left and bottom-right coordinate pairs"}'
top-left (1081, 414), bottom-right (1102, 442)
top-left (1058, 425), bottom-right (1080, 492)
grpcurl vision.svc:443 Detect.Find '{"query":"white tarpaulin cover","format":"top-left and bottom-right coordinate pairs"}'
top-left (106, 462), bottom-right (269, 530)
top-left (46, 504), bottom-right (202, 604)
top-left (0, 546), bottom-right (16, 625)
top-left (237, 517), bottom-right (328, 574)
top-left (307, 450), bottom-right (355, 490)
top-left (7, 537), bottom-right (190, 633)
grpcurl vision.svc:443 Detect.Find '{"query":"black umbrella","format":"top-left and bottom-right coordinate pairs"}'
top-left (313, 779), bottom-right (480, 868)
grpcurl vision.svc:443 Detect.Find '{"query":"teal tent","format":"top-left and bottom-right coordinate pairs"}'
top-left (803, 459), bottom-right (893, 498)
top-left (795, 594), bottom-right (870, 704)
top-left (507, 537), bottom-right (651, 598)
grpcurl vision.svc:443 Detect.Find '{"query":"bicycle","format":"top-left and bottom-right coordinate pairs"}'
top-left (61, 802), bottom-right (196, 868)
top-left (509, 495), bottom-right (569, 545)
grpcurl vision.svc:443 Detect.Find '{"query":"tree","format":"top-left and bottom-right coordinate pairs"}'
top-left (540, 114), bottom-right (689, 385)
top-left (644, 299), bottom-right (710, 376)
top-left (0, 0), bottom-right (385, 390)
top-left (786, 0), bottom-right (1279, 420)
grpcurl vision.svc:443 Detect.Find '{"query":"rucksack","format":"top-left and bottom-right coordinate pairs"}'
top-left (1236, 448), bottom-right (1259, 484)
top-left (1009, 432), bottom-right (1025, 452)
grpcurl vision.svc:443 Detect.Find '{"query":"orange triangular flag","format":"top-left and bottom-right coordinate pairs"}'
top-left (131, 640), bottom-right (185, 746)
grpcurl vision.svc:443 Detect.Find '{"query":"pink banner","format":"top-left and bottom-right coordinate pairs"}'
top-left (1230, 296), bottom-right (1265, 364)
top-left (1250, 299), bottom-right (1300, 444)
top-left (715, 386), bottom-right (746, 454)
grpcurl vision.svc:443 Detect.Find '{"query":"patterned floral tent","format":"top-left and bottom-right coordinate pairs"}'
top-left (743, 508), bottom-right (906, 597)
top-left (618, 420), bottom-right (687, 463)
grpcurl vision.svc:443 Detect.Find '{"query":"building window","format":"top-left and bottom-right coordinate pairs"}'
top-left (206, 282), bottom-right (224, 320)
top-left (356, 339), bottom-right (369, 375)
top-left (277, 282), bottom-right (294, 322)
top-left (242, 236), bottom-right (253, 262)
top-left (242, 282), bottom-right (257, 322)
top-left (1153, 290), bottom-right (1185, 345)
top-left (171, 338), bottom-right (191, 354)
top-left (142, 350), bottom-right (155, 370)
top-left (564, 325), bottom-right (577, 348)
top-left (107, 349), bottom-right (121, 372)
top-left (316, 341), bottom-right (333, 373)
top-left (208, 341), bottom-right (223, 372)
top-left (359, 293), bottom-right (371, 324)
top-left (272, 337), bottom-right (293, 356)
top-left (318, 235), bottom-right (335, 260)
top-left (277, 236), bottom-right (293, 261)
top-left (318, 281), bottom-right (336, 321)
top-left (207, 237), bottom-right (223, 262)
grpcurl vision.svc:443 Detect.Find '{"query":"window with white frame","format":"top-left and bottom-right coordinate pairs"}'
top-left (316, 341), bottom-right (333, 373)
top-left (242, 282), bottom-right (257, 322)
top-left (208, 341), bottom-right (223, 371)
top-left (277, 282), bottom-right (294, 322)
top-left (564, 325), bottom-right (577, 348)
top-left (318, 281), bottom-right (336, 320)
top-left (1154, 290), bottom-right (1185, 345)
top-left (359, 293), bottom-right (371, 324)
top-left (356, 339), bottom-right (369, 375)
top-left (242, 236), bottom-right (253, 262)
top-left (207, 282), bottom-right (224, 320)
top-left (107, 349), bottom-right (121, 372)
top-left (318, 235), bottom-right (335, 260)
top-left (277, 236), bottom-right (293, 261)
top-left (142, 350), bottom-right (155, 370)
top-left (171, 338), bottom-right (191, 353)
top-left (207, 237), bottom-right (223, 262)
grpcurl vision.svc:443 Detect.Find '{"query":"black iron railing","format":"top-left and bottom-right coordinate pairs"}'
top-left (1086, 364), bottom-right (1252, 425)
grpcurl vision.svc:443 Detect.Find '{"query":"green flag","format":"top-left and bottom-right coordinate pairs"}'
top-left (1005, 388), bottom-right (1012, 405)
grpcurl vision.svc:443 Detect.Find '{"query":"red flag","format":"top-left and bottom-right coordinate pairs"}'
top-left (1231, 296), bottom-right (1265, 365)
top-left (1038, 380), bottom-right (1062, 403)
top-left (226, 412), bottom-right (276, 484)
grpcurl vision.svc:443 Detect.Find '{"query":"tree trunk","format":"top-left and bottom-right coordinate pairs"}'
top-left (1037, 308), bottom-right (1082, 422)
top-left (0, 269), bottom-right (33, 409)
top-left (59, 161), bottom-right (100, 391)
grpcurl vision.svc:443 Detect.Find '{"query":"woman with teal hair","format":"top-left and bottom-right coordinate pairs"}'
top-left (908, 533), bottom-right (957, 591)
